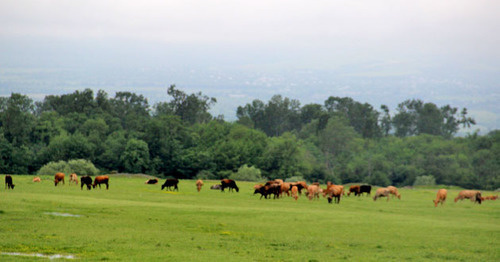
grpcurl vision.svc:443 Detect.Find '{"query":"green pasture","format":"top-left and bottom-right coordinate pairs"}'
top-left (0, 175), bottom-right (498, 261)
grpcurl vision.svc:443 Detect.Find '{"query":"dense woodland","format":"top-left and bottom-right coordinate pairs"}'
top-left (0, 86), bottom-right (498, 190)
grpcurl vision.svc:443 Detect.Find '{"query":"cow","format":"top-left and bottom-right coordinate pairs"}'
top-left (481, 195), bottom-right (498, 201)
top-left (263, 182), bottom-right (281, 199)
top-left (161, 178), bottom-right (179, 191)
top-left (454, 190), bottom-right (482, 204)
top-left (254, 184), bottom-right (271, 199)
top-left (433, 189), bottom-right (447, 207)
top-left (93, 175), bottom-right (109, 190)
top-left (387, 186), bottom-right (401, 199)
top-left (196, 179), bottom-right (204, 192)
top-left (306, 185), bottom-right (321, 200)
top-left (221, 179), bottom-right (239, 192)
top-left (80, 176), bottom-right (93, 190)
top-left (323, 184), bottom-right (344, 204)
top-left (5, 175), bottom-right (15, 189)
top-left (290, 181), bottom-right (308, 195)
top-left (281, 182), bottom-right (292, 197)
top-left (359, 185), bottom-right (372, 196)
top-left (69, 173), bottom-right (78, 185)
top-left (32, 177), bottom-right (41, 183)
top-left (347, 185), bottom-right (360, 196)
top-left (54, 172), bottom-right (65, 186)
top-left (373, 188), bottom-right (391, 201)
top-left (210, 184), bottom-right (222, 190)
top-left (291, 186), bottom-right (299, 201)
top-left (145, 178), bottom-right (159, 184)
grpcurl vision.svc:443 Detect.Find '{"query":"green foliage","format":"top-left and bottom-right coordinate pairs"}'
top-left (196, 170), bottom-right (217, 180)
top-left (37, 159), bottom-right (99, 176)
top-left (229, 164), bottom-right (263, 181)
top-left (121, 139), bottom-right (150, 173)
top-left (285, 176), bottom-right (305, 182)
top-left (413, 175), bottom-right (436, 186)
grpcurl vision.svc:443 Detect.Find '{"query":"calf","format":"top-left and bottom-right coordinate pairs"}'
top-left (69, 173), bottom-right (78, 185)
top-left (54, 172), bottom-right (65, 186)
top-left (387, 186), bottom-right (401, 199)
top-left (33, 177), bottom-right (41, 183)
top-left (196, 179), bottom-right (204, 192)
top-left (290, 181), bottom-right (308, 195)
top-left (81, 176), bottom-right (93, 190)
top-left (291, 186), bottom-right (299, 201)
top-left (454, 190), bottom-right (482, 204)
top-left (5, 175), bottom-right (15, 189)
top-left (161, 178), bottom-right (179, 191)
top-left (373, 188), bottom-right (391, 201)
top-left (93, 175), bottom-right (109, 190)
top-left (433, 189), bottom-right (447, 207)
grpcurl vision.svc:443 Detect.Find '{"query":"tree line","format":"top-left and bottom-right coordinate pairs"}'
top-left (0, 86), bottom-right (498, 190)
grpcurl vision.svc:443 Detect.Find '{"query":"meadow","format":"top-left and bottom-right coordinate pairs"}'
top-left (0, 175), bottom-right (498, 261)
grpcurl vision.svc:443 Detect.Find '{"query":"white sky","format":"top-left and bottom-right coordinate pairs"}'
top-left (1, 0), bottom-right (498, 62)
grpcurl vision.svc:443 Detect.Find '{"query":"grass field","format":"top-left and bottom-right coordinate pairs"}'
top-left (0, 175), bottom-right (498, 261)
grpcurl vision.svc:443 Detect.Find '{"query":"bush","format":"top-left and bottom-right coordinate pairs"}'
top-left (413, 175), bottom-right (436, 186)
top-left (229, 165), bottom-right (263, 182)
top-left (38, 159), bottom-right (100, 176)
top-left (285, 176), bottom-right (305, 182)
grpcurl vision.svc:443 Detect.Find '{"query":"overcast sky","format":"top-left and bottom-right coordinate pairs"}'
top-left (0, 1), bottom-right (499, 131)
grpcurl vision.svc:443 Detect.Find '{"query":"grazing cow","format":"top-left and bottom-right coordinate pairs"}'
top-left (290, 181), bottom-right (308, 195)
top-left (306, 185), bottom-right (321, 200)
top-left (33, 177), bottom-right (41, 183)
top-left (196, 179), bottom-right (204, 192)
top-left (254, 184), bottom-right (270, 199)
top-left (323, 184), bottom-right (344, 204)
top-left (387, 186), bottom-right (401, 199)
top-left (210, 184), bottom-right (221, 190)
top-left (161, 178), bottom-right (179, 191)
top-left (347, 185), bottom-right (360, 196)
top-left (359, 185), bottom-right (372, 196)
top-left (481, 195), bottom-right (498, 201)
top-left (291, 186), bottom-right (299, 201)
top-left (5, 175), bottom-right (15, 189)
top-left (93, 175), bottom-right (109, 190)
top-left (434, 189), bottom-right (447, 207)
top-left (373, 188), bottom-right (391, 201)
top-left (54, 172), bottom-right (65, 186)
top-left (264, 182), bottom-right (281, 199)
top-left (145, 178), bottom-right (159, 184)
top-left (221, 179), bottom-right (239, 192)
top-left (454, 190), bottom-right (482, 204)
top-left (80, 176), bottom-right (93, 190)
top-left (69, 173), bottom-right (78, 185)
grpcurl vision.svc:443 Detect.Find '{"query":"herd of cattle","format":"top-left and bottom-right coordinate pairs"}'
top-left (2, 174), bottom-right (498, 206)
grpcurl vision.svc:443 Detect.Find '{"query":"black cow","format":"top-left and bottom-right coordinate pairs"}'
top-left (161, 178), bottom-right (179, 191)
top-left (221, 179), bottom-right (239, 192)
top-left (80, 176), bottom-right (93, 190)
top-left (5, 175), bottom-right (15, 189)
top-left (359, 185), bottom-right (372, 196)
top-left (145, 178), bottom-right (158, 184)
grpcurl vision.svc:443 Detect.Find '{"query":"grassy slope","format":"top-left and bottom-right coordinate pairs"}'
top-left (0, 175), bottom-right (498, 261)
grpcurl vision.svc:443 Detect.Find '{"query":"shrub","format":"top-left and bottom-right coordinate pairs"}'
top-left (229, 165), bottom-right (263, 182)
top-left (38, 159), bottom-right (99, 176)
top-left (413, 175), bottom-right (436, 186)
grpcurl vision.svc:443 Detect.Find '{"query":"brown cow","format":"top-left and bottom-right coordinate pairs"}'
top-left (93, 175), bottom-right (109, 190)
top-left (347, 185), bottom-right (360, 196)
top-left (373, 188), bottom-right (391, 201)
top-left (323, 184), bottom-right (344, 204)
top-left (69, 173), bottom-right (78, 185)
top-left (290, 181), bottom-right (308, 195)
top-left (387, 186), bottom-right (401, 199)
top-left (306, 185), bottom-right (321, 200)
top-left (54, 172), bottom-right (65, 186)
top-left (5, 175), bottom-right (15, 189)
top-left (32, 177), bottom-right (41, 183)
top-left (481, 195), bottom-right (498, 201)
top-left (454, 190), bottom-right (481, 204)
top-left (291, 186), bottom-right (299, 201)
top-left (196, 179), bottom-right (204, 192)
top-left (433, 189), bottom-right (447, 207)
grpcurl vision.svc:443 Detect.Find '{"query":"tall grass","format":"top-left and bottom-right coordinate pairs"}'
top-left (0, 175), bottom-right (498, 261)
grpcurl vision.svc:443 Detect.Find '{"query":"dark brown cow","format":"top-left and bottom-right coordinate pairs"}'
top-left (161, 178), bottom-right (179, 191)
top-left (93, 175), bottom-right (109, 190)
top-left (347, 185), bottom-right (360, 196)
top-left (80, 176), bottom-right (92, 190)
top-left (54, 172), bottom-right (65, 186)
top-left (145, 178), bottom-right (159, 184)
top-left (5, 175), bottom-right (15, 189)
top-left (221, 179), bottom-right (239, 192)
top-left (290, 181), bottom-right (308, 195)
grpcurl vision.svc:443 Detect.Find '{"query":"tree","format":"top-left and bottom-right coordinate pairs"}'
top-left (0, 93), bottom-right (36, 146)
top-left (121, 139), bottom-right (150, 173)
